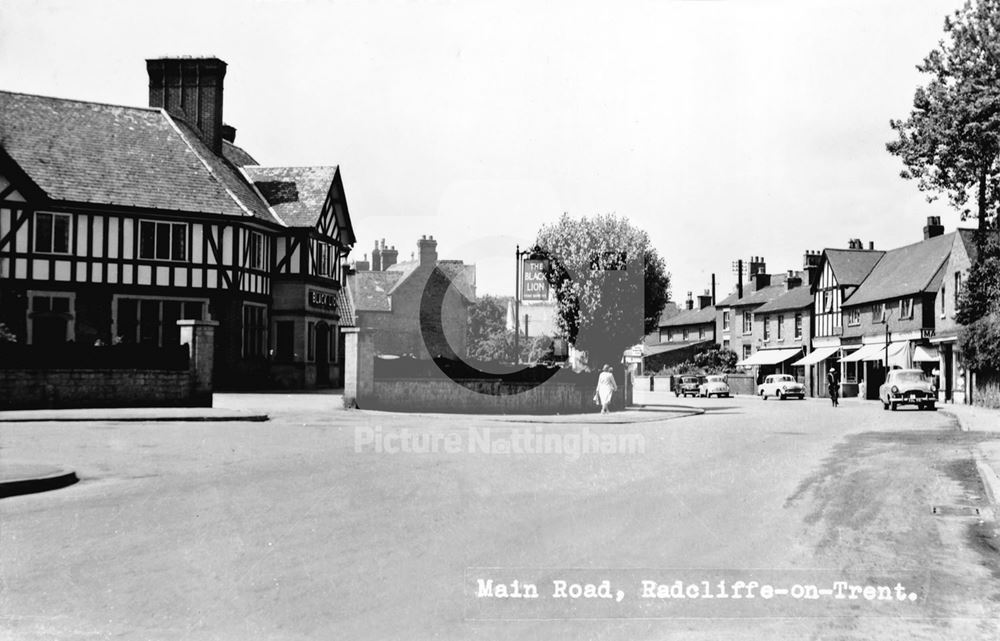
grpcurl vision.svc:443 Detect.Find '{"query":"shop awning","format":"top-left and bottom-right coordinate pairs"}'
top-left (791, 346), bottom-right (840, 367)
top-left (736, 347), bottom-right (802, 366)
top-left (913, 345), bottom-right (940, 362)
top-left (839, 343), bottom-right (885, 363)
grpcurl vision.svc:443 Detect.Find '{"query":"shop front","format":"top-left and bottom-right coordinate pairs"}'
top-left (270, 282), bottom-right (344, 389)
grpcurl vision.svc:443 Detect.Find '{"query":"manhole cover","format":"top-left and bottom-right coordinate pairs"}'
top-left (932, 506), bottom-right (981, 517)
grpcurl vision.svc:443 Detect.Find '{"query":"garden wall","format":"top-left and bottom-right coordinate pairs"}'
top-left (362, 379), bottom-right (593, 414)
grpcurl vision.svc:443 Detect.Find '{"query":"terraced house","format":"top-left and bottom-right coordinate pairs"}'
top-left (0, 57), bottom-right (356, 389)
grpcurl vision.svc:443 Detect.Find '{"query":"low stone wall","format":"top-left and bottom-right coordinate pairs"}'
top-left (0, 369), bottom-right (195, 410)
top-left (363, 379), bottom-right (593, 414)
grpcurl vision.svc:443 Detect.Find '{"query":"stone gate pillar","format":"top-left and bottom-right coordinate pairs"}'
top-left (178, 319), bottom-right (218, 407)
top-left (342, 326), bottom-right (374, 408)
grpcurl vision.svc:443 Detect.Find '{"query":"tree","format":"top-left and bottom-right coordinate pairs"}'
top-left (693, 347), bottom-right (739, 373)
top-left (535, 213), bottom-right (670, 369)
top-left (887, 0), bottom-right (1000, 233)
top-left (466, 295), bottom-right (512, 361)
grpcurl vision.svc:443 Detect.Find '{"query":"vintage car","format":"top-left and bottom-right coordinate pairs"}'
top-left (698, 375), bottom-right (731, 398)
top-left (675, 375), bottom-right (704, 398)
top-left (879, 369), bottom-right (936, 411)
top-left (757, 374), bottom-right (806, 400)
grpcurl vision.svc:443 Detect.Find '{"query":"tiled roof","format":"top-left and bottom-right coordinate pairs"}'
top-left (336, 286), bottom-right (356, 326)
top-left (0, 90), bottom-right (279, 223)
top-left (824, 248), bottom-right (884, 286)
top-left (644, 339), bottom-right (714, 357)
top-left (223, 140), bottom-right (259, 167)
top-left (657, 302), bottom-right (681, 325)
top-left (730, 274), bottom-right (791, 307)
top-left (844, 232), bottom-right (955, 307)
top-left (660, 305), bottom-right (716, 327)
top-left (243, 166), bottom-right (338, 228)
top-left (754, 285), bottom-right (813, 313)
top-left (715, 291), bottom-right (740, 307)
top-left (348, 271), bottom-right (401, 312)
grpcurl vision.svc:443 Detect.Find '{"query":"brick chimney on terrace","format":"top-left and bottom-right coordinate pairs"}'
top-left (381, 243), bottom-right (398, 269)
top-left (418, 235), bottom-right (438, 266)
top-left (697, 290), bottom-right (713, 309)
top-left (147, 57), bottom-right (228, 155)
top-left (371, 239), bottom-right (383, 271)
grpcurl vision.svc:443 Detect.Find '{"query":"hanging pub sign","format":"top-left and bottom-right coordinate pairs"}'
top-left (521, 259), bottom-right (549, 301)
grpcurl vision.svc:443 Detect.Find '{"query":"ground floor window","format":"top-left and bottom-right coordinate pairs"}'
top-left (243, 304), bottom-right (268, 358)
top-left (27, 292), bottom-right (74, 344)
top-left (274, 320), bottom-right (294, 362)
top-left (115, 297), bottom-right (206, 346)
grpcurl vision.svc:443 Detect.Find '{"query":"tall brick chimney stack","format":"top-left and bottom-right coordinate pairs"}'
top-left (381, 244), bottom-right (398, 269)
top-left (685, 291), bottom-right (694, 310)
top-left (147, 57), bottom-right (228, 155)
top-left (371, 239), bottom-right (383, 271)
top-left (418, 235), bottom-right (438, 266)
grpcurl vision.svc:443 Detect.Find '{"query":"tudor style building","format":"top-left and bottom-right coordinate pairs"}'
top-left (0, 57), bottom-right (356, 389)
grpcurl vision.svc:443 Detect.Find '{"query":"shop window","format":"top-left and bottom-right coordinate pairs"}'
top-left (34, 212), bottom-right (71, 254)
top-left (242, 304), bottom-right (267, 358)
top-left (139, 221), bottom-right (187, 261)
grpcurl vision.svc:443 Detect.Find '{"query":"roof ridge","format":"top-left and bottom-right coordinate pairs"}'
top-left (162, 110), bottom-right (263, 221)
top-left (0, 89), bottom-right (161, 113)
top-left (248, 165), bottom-right (340, 171)
top-left (238, 166), bottom-right (287, 227)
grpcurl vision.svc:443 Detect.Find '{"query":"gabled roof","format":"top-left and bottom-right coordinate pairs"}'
top-left (754, 284), bottom-right (813, 313)
top-left (823, 248), bottom-right (884, 286)
top-left (844, 232), bottom-right (955, 307)
top-left (0, 90), bottom-right (279, 224)
top-left (243, 165), bottom-right (338, 228)
top-left (660, 305), bottom-right (716, 328)
top-left (715, 291), bottom-right (740, 307)
top-left (957, 228), bottom-right (979, 264)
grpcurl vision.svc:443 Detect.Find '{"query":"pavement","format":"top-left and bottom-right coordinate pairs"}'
top-left (940, 403), bottom-right (1000, 508)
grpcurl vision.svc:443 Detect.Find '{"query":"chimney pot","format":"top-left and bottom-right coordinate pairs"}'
top-left (923, 216), bottom-right (944, 239)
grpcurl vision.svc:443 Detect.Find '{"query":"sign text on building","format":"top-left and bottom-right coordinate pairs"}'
top-left (308, 289), bottom-right (338, 311)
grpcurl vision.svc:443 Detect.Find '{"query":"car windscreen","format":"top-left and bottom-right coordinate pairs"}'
top-left (894, 372), bottom-right (928, 384)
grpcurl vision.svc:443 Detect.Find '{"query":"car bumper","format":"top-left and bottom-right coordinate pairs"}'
top-left (888, 391), bottom-right (935, 405)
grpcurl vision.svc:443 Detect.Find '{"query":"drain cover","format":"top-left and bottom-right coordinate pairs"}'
top-left (932, 506), bottom-right (981, 517)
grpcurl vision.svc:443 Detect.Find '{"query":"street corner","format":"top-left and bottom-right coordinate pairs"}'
top-left (0, 462), bottom-right (79, 499)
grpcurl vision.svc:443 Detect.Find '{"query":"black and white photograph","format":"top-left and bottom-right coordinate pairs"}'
top-left (2, 0), bottom-right (1000, 639)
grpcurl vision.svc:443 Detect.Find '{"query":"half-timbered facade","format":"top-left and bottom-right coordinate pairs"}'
top-left (807, 245), bottom-right (883, 397)
top-left (0, 57), bottom-right (356, 389)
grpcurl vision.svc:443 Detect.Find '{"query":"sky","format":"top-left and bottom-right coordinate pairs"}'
top-left (0, 0), bottom-right (972, 300)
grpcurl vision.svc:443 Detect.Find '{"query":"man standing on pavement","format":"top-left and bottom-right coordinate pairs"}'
top-left (827, 367), bottom-right (840, 407)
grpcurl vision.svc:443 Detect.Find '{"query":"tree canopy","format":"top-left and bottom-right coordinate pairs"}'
top-left (887, 0), bottom-right (1000, 232)
top-left (535, 213), bottom-right (670, 369)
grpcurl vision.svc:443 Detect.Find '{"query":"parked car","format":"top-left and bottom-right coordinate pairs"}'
top-left (879, 369), bottom-right (936, 411)
top-left (675, 375), bottom-right (703, 398)
top-left (699, 375), bottom-right (731, 398)
top-left (758, 374), bottom-right (806, 400)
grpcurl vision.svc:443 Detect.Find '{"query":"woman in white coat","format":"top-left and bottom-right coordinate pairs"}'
top-left (596, 364), bottom-right (618, 414)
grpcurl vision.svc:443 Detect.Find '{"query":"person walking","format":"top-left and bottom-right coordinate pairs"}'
top-left (827, 367), bottom-right (839, 407)
top-left (596, 364), bottom-right (618, 414)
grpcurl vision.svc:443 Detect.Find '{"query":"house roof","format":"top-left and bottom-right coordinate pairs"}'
top-left (660, 305), bottom-right (716, 327)
top-left (754, 284), bottom-right (813, 313)
top-left (844, 232), bottom-right (956, 307)
top-left (348, 261), bottom-right (476, 313)
top-left (222, 140), bottom-right (259, 167)
top-left (243, 165), bottom-right (338, 228)
top-left (336, 286), bottom-right (356, 326)
top-left (0, 90), bottom-right (280, 224)
top-left (823, 248), bottom-right (884, 286)
top-left (643, 339), bottom-right (714, 357)
top-left (957, 228), bottom-right (979, 264)
top-left (729, 273), bottom-right (792, 307)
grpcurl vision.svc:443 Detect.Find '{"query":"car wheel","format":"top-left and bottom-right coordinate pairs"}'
top-left (882, 401), bottom-right (889, 410)
top-left (927, 403), bottom-right (936, 411)
top-left (890, 402), bottom-right (898, 411)
top-left (779, 392), bottom-right (786, 400)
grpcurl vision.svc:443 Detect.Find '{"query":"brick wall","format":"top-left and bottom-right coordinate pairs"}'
top-left (0, 369), bottom-right (192, 409)
top-left (363, 379), bottom-right (591, 414)
top-left (842, 294), bottom-right (931, 340)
